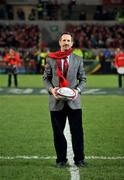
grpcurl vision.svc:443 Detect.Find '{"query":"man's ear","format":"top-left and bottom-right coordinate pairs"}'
top-left (71, 41), bottom-right (74, 47)
top-left (59, 40), bottom-right (61, 46)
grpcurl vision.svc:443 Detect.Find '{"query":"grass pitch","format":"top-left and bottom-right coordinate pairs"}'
top-left (0, 74), bottom-right (124, 180)
top-left (0, 74), bottom-right (119, 88)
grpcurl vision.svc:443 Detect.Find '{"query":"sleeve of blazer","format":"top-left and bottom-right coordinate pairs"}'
top-left (76, 57), bottom-right (86, 93)
top-left (43, 57), bottom-right (53, 93)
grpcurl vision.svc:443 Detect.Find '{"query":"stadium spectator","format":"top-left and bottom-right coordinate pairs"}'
top-left (79, 11), bottom-right (87, 20)
top-left (114, 48), bottom-right (124, 88)
top-left (6, 4), bottom-right (14, 20)
top-left (16, 8), bottom-right (25, 20)
top-left (37, 48), bottom-right (48, 74)
top-left (4, 48), bottom-right (21, 87)
top-left (43, 32), bottom-right (87, 167)
top-left (0, 5), bottom-right (5, 19)
top-left (98, 51), bottom-right (106, 74)
top-left (28, 8), bottom-right (36, 20)
top-left (37, 0), bottom-right (44, 19)
top-left (23, 51), bottom-right (32, 73)
top-left (93, 10), bottom-right (101, 20)
top-left (67, 0), bottom-right (77, 20)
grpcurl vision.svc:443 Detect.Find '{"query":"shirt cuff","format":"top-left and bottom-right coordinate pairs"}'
top-left (49, 87), bottom-right (53, 94)
top-left (76, 87), bottom-right (81, 93)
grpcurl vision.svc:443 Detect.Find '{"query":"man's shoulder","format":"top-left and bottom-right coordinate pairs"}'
top-left (71, 53), bottom-right (83, 60)
top-left (46, 57), bottom-right (56, 66)
top-left (46, 56), bottom-right (55, 61)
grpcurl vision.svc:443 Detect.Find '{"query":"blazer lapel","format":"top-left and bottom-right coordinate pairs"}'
top-left (67, 54), bottom-right (76, 78)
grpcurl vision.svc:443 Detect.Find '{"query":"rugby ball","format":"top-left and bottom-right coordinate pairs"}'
top-left (56, 87), bottom-right (76, 100)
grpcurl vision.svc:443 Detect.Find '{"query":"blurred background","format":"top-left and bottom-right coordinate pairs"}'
top-left (0, 0), bottom-right (124, 75)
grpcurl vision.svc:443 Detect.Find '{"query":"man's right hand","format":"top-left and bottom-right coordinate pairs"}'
top-left (50, 87), bottom-right (59, 99)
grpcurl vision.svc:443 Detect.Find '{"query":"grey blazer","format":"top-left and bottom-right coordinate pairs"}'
top-left (43, 53), bottom-right (86, 111)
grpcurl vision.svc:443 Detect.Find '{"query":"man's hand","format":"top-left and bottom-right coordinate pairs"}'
top-left (50, 87), bottom-right (59, 99)
top-left (72, 89), bottom-right (79, 100)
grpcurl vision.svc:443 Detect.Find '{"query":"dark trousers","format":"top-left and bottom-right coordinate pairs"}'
top-left (7, 66), bottom-right (18, 87)
top-left (8, 73), bottom-right (18, 87)
top-left (118, 74), bottom-right (123, 88)
top-left (50, 103), bottom-right (85, 164)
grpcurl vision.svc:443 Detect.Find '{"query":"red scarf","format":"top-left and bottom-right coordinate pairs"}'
top-left (48, 48), bottom-right (72, 87)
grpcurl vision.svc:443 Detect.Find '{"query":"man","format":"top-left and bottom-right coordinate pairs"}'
top-left (4, 49), bottom-right (21, 87)
top-left (114, 48), bottom-right (124, 88)
top-left (43, 32), bottom-right (86, 167)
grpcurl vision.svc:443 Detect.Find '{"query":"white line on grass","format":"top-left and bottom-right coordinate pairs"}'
top-left (86, 156), bottom-right (124, 159)
top-left (0, 156), bottom-right (124, 160)
top-left (0, 156), bottom-right (56, 160)
top-left (0, 155), bottom-right (124, 160)
top-left (64, 119), bottom-right (80, 180)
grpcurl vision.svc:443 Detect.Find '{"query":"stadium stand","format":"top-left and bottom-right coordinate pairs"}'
top-left (0, 0), bottom-right (124, 74)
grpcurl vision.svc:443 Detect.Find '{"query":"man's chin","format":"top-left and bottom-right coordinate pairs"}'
top-left (63, 47), bottom-right (69, 51)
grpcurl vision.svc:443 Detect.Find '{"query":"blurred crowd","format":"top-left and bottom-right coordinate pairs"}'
top-left (0, 0), bottom-right (124, 21)
top-left (66, 24), bottom-right (124, 49)
top-left (0, 22), bottom-right (124, 74)
top-left (0, 24), bottom-right (39, 48)
top-left (0, 23), bottom-right (124, 50)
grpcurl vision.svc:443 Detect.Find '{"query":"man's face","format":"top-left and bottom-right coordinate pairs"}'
top-left (59, 34), bottom-right (73, 52)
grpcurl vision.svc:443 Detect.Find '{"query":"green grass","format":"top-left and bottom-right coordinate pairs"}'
top-left (86, 74), bottom-right (118, 88)
top-left (0, 75), bottom-right (124, 179)
top-left (0, 96), bottom-right (70, 179)
top-left (0, 159), bottom-right (70, 180)
top-left (0, 74), bottom-right (119, 88)
top-left (0, 74), bottom-right (42, 88)
top-left (0, 95), bottom-right (124, 180)
top-left (80, 160), bottom-right (124, 180)
top-left (83, 96), bottom-right (124, 156)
